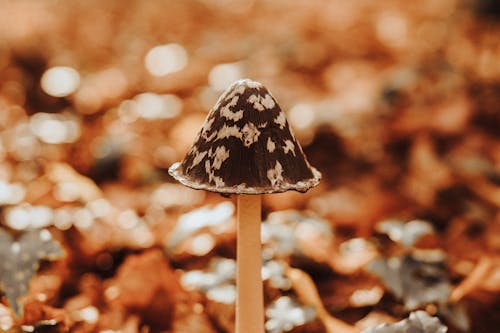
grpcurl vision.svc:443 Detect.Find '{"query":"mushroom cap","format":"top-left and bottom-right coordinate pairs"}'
top-left (169, 79), bottom-right (321, 194)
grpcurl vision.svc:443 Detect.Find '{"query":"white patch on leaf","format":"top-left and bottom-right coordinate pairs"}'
top-left (11, 242), bottom-right (20, 254)
top-left (283, 140), bottom-right (295, 156)
top-left (267, 161), bottom-right (284, 187)
top-left (39, 229), bottom-right (52, 241)
top-left (267, 138), bottom-right (276, 152)
top-left (241, 123), bottom-right (261, 147)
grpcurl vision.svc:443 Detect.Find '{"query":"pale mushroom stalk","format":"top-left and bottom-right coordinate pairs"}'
top-left (169, 79), bottom-right (321, 333)
top-left (236, 194), bottom-right (264, 333)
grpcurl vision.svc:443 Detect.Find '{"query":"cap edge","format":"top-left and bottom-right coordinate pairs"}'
top-left (168, 162), bottom-right (321, 195)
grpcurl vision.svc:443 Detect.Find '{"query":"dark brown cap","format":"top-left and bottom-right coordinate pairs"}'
top-left (169, 79), bottom-right (321, 194)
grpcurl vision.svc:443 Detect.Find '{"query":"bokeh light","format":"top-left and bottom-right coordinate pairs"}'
top-left (144, 43), bottom-right (188, 76)
top-left (208, 62), bottom-right (244, 91)
top-left (0, 181), bottom-right (25, 205)
top-left (118, 92), bottom-right (183, 122)
top-left (375, 11), bottom-right (408, 48)
top-left (288, 104), bottom-right (315, 130)
top-left (29, 112), bottom-right (81, 144)
top-left (4, 204), bottom-right (53, 230)
top-left (41, 66), bottom-right (81, 97)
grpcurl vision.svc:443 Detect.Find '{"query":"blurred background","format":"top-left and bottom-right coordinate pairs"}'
top-left (0, 0), bottom-right (499, 332)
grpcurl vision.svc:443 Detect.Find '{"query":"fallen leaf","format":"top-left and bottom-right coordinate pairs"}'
top-left (367, 251), bottom-right (451, 310)
top-left (361, 311), bottom-right (447, 333)
top-left (0, 228), bottom-right (64, 318)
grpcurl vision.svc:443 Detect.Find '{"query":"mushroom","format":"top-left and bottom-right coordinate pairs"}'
top-left (169, 79), bottom-right (320, 333)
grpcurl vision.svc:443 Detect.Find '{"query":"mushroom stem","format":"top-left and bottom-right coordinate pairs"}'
top-left (236, 194), bottom-right (264, 333)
